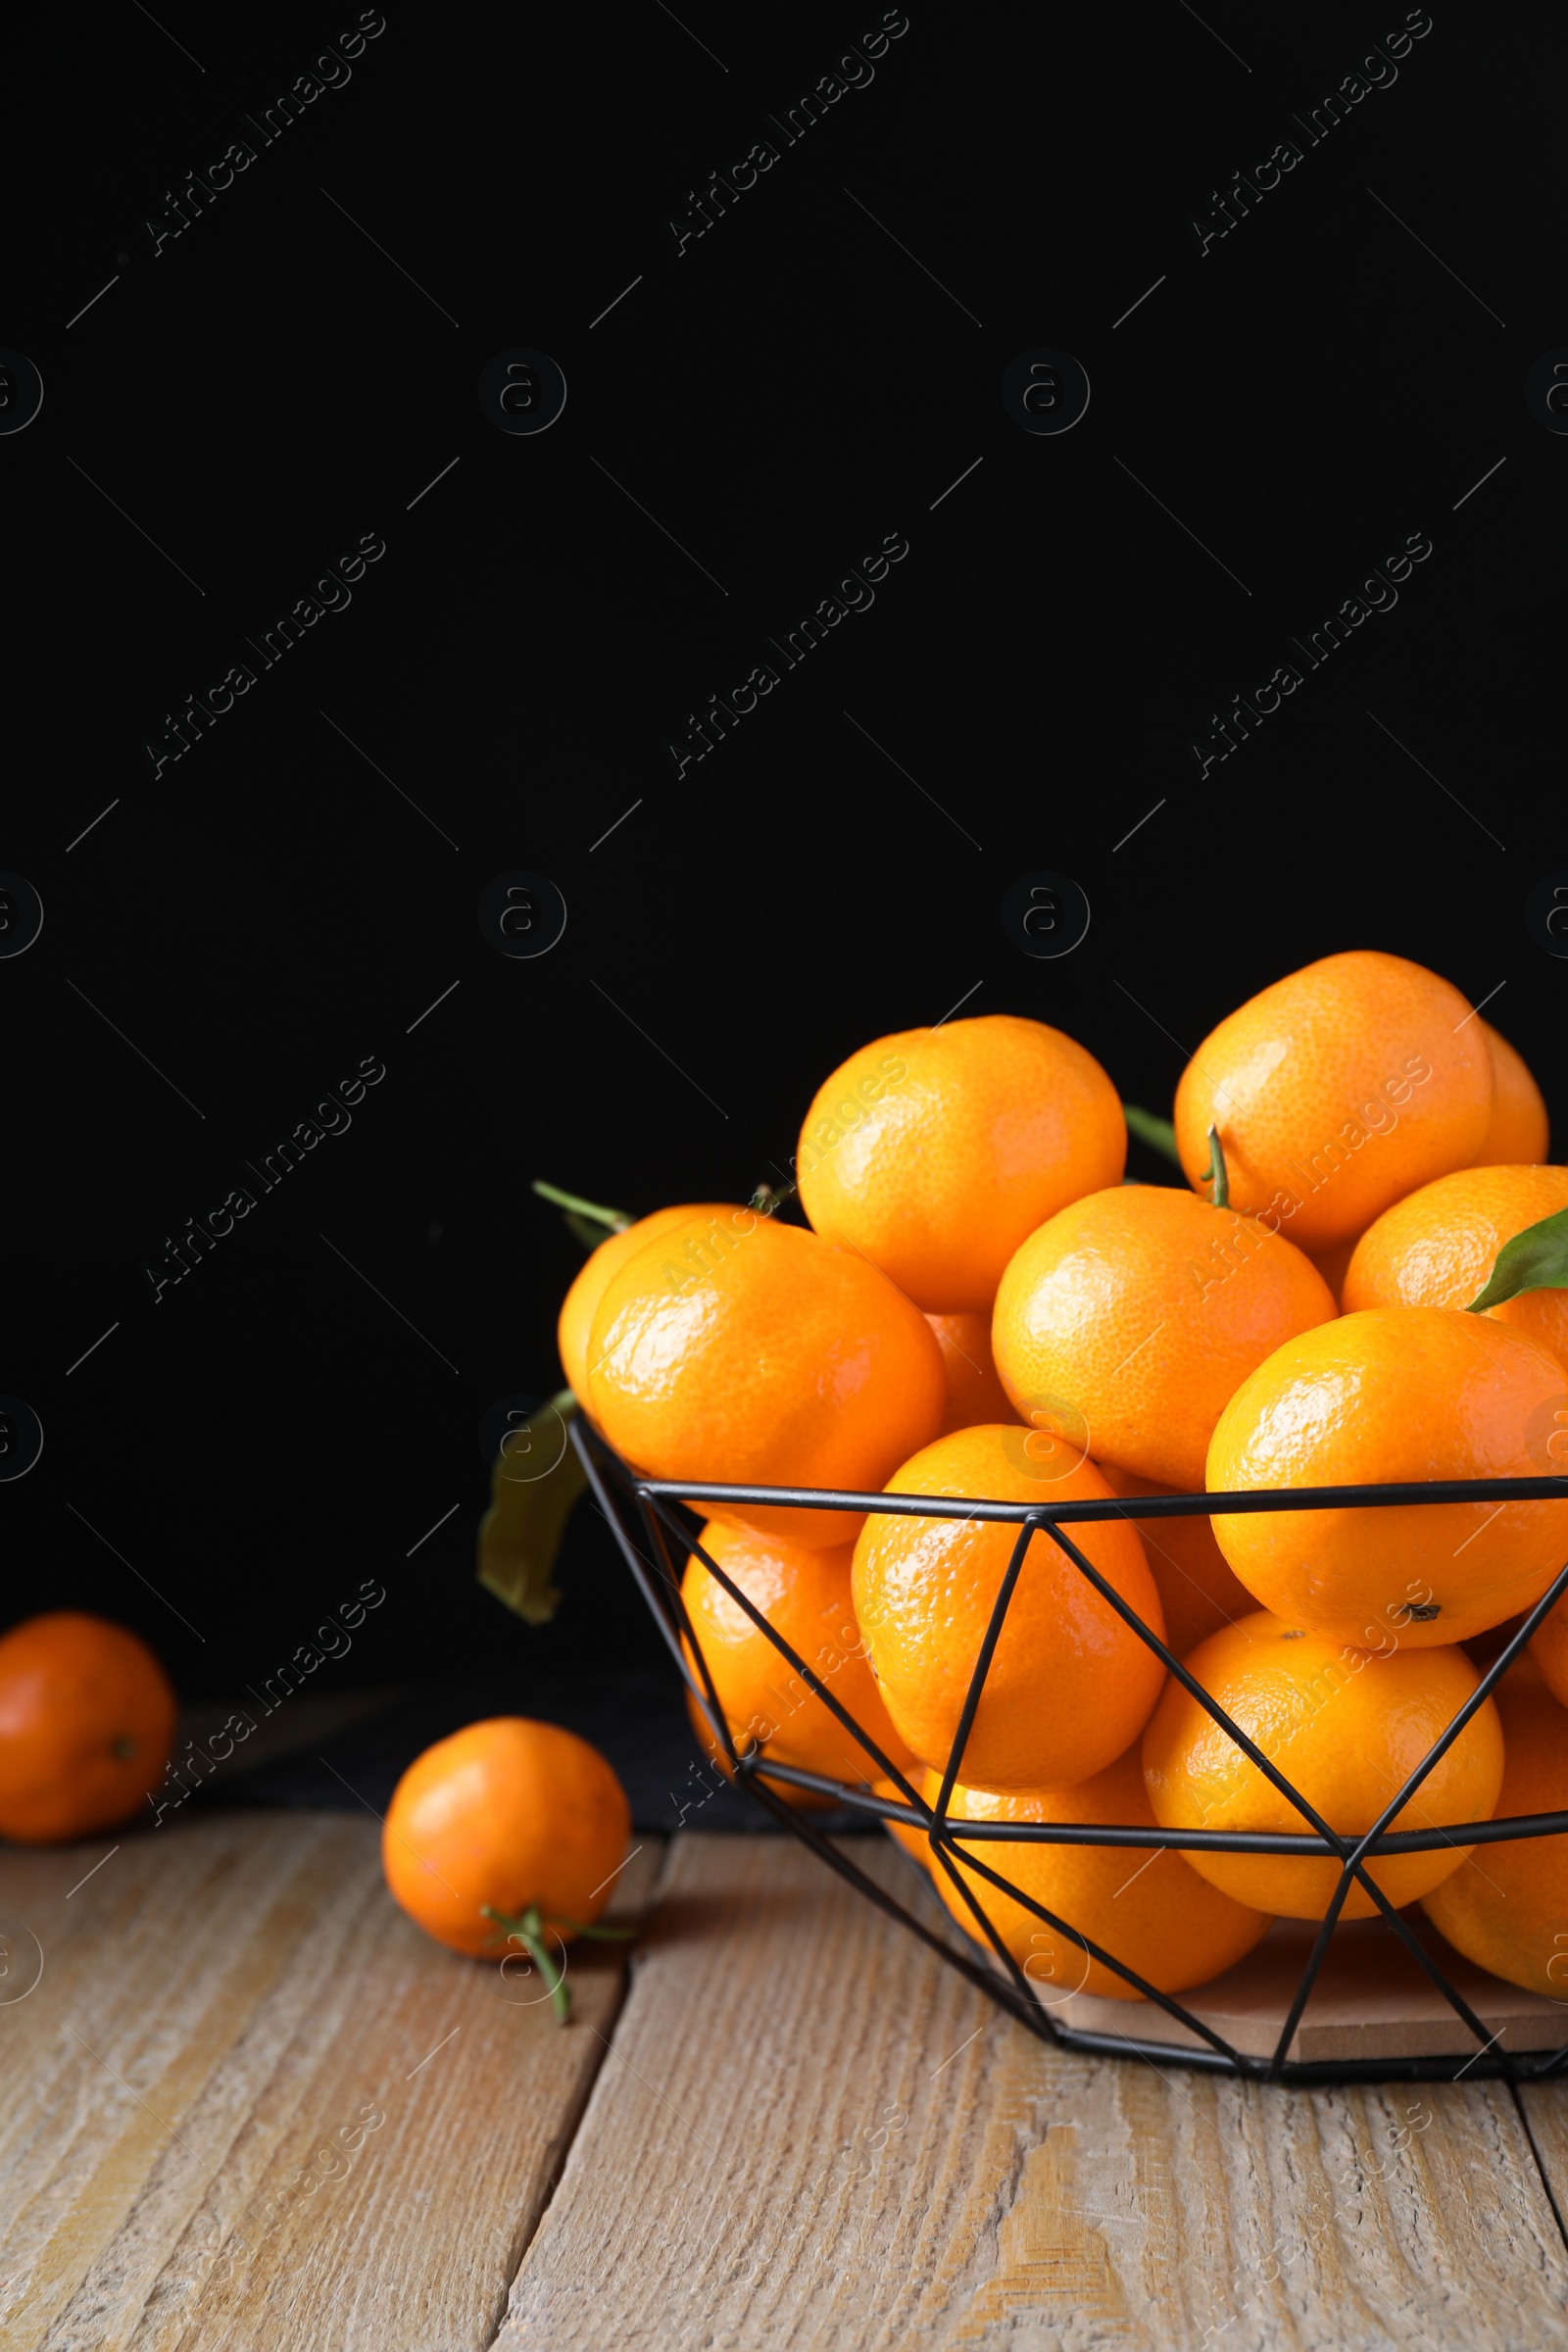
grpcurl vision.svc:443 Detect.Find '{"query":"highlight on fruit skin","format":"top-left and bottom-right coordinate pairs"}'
top-left (923, 1749), bottom-right (1272, 2000)
top-left (557, 1200), bottom-right (735, 1403)
top-left (1141, 1610), bottom-right (1504, 1921)
top-left (0, 1611), bottom-right (177, 1845)
top-left (796, 1014), bottom-right (1126, 1313)
top-left (850, 1426), bottom-right (1167, 1794)
top-left (585, 1206), bottom-right (947, 1548)
top-left (1173, 950), bottom-right (1494, 1252)
top-left (1205, 1305), bottom-right (1568, 1648)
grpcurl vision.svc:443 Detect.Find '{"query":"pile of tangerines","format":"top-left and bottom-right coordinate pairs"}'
top-left (562, 949), bottom-right (1568, 2009)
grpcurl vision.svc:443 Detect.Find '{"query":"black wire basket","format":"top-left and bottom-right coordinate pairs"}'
top-left (575, 1415), bottom-right (1568, 2085)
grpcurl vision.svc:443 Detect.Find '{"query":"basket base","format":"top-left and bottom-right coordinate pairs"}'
top-left (1021, 1915), bottom-right (1567, 2065)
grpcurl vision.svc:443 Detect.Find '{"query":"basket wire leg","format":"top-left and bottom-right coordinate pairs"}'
top-left (919, 1513), bottom-right (1072, 2034)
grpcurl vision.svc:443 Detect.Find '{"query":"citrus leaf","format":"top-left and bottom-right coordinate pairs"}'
top-left (1123, 1104), bottom-right (1181, 1164)
top-left (564, 1211), bottom-right (612, 1255)
top-left (476, 1389), bottom-right (586, 1625)
top-left (1467, 1204), bottom-right (1568, 1313)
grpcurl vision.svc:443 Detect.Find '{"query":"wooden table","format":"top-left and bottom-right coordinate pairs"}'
top-left (5, 1812), bottom-right (1568, 2349)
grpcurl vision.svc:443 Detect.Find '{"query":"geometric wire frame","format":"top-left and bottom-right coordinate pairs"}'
top-left (574, 1417), bottom-right (1568, 2085)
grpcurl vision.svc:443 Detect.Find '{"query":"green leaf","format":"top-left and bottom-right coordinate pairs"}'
top-left (564, 1211), bottom-right (612, 1255)
top-left (1123, 1104), bottom-right (1181, 1165)
top-left (1466, 1204), bottom-right (1568, 1313)
top-left (476, 1388), bottom-right (587, 1625)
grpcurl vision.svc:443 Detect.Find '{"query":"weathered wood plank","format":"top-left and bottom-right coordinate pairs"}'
top-left (0, 1812), bottom-right (658, 2352)
top-left (500, 1835), bottom-right (1568, 2350)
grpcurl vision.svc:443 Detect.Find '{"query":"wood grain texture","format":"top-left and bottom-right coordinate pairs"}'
top-left (0, 1811), bottom-right (658, 2352)
top-left (500, 1836), bottom-right (1568, 2351)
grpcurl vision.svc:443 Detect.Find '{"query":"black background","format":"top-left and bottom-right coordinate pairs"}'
top-left (3, 1), bottom-right (1559, 1726)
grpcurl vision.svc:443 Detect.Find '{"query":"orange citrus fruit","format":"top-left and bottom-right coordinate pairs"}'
top-left (991, 1185), bottom-right (1336, 1492)
top-left (872, 1773), bottom-right (932, 1866)
top-left (382, 1717), bottom-right (630, 1960)
top-left (796, 1015), bottom-right (1125, 1312)
top-left (1344, 1164), bottom-right (1568, 1372)
top-left (1173, 951), bottom-right (1494, 1252)
top-left (586, 1207), bottom-right (946, 1547)
top-left (925, 1749), bottom-right (1271, 1998)
top-left (1096, 1461), bottom-right (1256, 1657)
top-left (1142, 1611), bottom-right (1503, 1919)
top-left (851, 1426), bottom-right (1166, 1791)
top-left (1472, 1022), bottom-right (1549, 1167)
top-left (685, 1686), bottom-right (835, 1811)
top-left (1530, 1589), bottom-right (1568, 1710)
top-left (1421, 1656), bottom-right (1568, 1995)
top-left (1207, 1306), bottom-right (1568, 1646)
top-left (557, 1202), bottom-right (730, 1401)
top-left (679, 1520), bottom-right (913, 1798)
top-left (926, 1311), bottom-right (1015, 1435)
top-left (1305, 1232), bottom-right (1362, 1309)
top-left (0, 1612), bottom-right (177, 1844)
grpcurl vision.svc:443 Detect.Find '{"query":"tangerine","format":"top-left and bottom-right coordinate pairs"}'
top-left (586, 1208), bottom-right (945, 1546)
top-left (557, 1202), bottom-right (731, 1402)
top-left (992, 1184), bottom-right (1336, 1492)
top-left (926, 1311), bottom-right (1015, 1436)
top-left (382, 1718), bottom-right (631, 2012)
top-left (1173, 951), bottom-right (1493, 1252)
top-left (850, 1427), bottom-right (1167, 1791)
top-left (0, 1611), bottom-right (176, 1844)
top-left (797, 1015), bottom-right (1125, 1313)
top-left (925, 1749), bottom-right (1271, 1999)
top-left (1472, 1022), bottom-right (1549, 1167)
top-left (679, 1519), bottom-right (913, 1796)
top-left (1206, 1306), bottom-right (1568, 1646)
top-left (1142, 1611), bottom-right (1503, 1919)
top-left (1421, 1655), bottom-right (1568, 1996)
top-left (1096, 1461), bottom-right (1256, 1657)
top-left (1344, 1163), bottom-right (1568, 1371)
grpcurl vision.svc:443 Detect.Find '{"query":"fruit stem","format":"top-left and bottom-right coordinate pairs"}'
top-left (531, 1180), bottom-right (632, 1235)
top-left (1201, 1124), bottom-right (1230, 1209)
top-left (748, 1177), bottom-right (798, 1215)
top-left (1122, 1105), bottom-right (1181, 1165)
top-left (482, 1901), bottom-right (572, 2023)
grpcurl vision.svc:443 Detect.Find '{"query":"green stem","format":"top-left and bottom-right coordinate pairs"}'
top-left (531, 1180), bottom-right (633, 1234)
top-left (1201, 1123), bottom-right (1230, 1209)
top-left (482, 1902), bottom-right (571, 2024)
top-left (748, 1177), bottom-right (798, 1215)
top-left (1122, 1105), bottom-right (1181, 1166)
